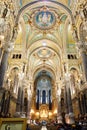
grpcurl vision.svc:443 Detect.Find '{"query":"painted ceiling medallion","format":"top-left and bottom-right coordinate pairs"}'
top-left (37, 49), bottom-right (52, 58)
top-left (34, 8), bottom-right (56, 30)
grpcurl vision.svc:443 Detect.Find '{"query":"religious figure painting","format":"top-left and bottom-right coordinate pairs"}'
top-left (1, 123), bottom-right (22, 130)
top-left (34, 11), bottom-right (56, 30)
top-left (0, 118), bottom-right (26, 130)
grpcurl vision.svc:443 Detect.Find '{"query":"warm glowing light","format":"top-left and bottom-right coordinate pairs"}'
top-left (40, 110), bottom-right (48, 117)
top-left (54, 109), bottom-right (57, 114)
top-left (30, 109), bottom-right (34, 114)
top-left (49, 112), bottom-right (52, 116)
top-left (0, 35), bottom-right (4, 41)
top-left (36, 112), bottom-right (39, 116)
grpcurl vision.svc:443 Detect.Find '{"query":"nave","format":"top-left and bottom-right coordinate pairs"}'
top-left (0, 0), bottom-right (87, 130)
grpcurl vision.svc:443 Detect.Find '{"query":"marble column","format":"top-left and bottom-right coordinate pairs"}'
top-left (40, 90), bottom-right (42, 104)
top-left (78, 93), bottom-right (82, 115)
top-left (27, 86), bottom-right (32, 120)
top-left (46, 90), bottom-right (48, 104)
top-left (0, 48), bottom-right (2, 58)
top-left (20, 89), bottom-right (24, 113)
top-left (57, 88), bottom-right (62, 123)
top-left (84, 91), bottom-right (87, 113)
top-left (27, 96), bottom-right (32, 119)
top-left (81, 52), bottom-right (87, 80)
top-left (77, 41), bottom-right (87, 81)
top-left (0, 50), bottom-right (9, 88)
top-left (16, 87), bottom-right (22, 113)
top-left (81, 93), bottom-right (87, 114)
top-left (67, 87), bottom-right (75, 124)
top-left (64, 84), bottom-right (69, 123)
top-left (65, 73), bottom-right (75, 124)
top-left (47, 90), bottom-right (49, 104)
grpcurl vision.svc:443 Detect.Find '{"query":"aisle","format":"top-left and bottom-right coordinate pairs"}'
top-left (41, 125), bottom-right (48, 130)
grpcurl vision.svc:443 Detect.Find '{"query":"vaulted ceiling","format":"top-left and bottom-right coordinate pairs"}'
top-left (13, 0), bottom-right (76, 80)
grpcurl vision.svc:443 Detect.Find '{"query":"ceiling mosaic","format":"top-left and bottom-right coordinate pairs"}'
top-left (23, 5), bottom-right (67, 32)
top-left (33, 10), bottom-right (56, 30)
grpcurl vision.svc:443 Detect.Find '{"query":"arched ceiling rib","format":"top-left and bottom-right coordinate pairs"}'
top-left (27, 39), bottom-right (62, 60)
top-left (13, 0), bottom-right (77, 84)
top-left (33, 67), bottom-right (56, 81)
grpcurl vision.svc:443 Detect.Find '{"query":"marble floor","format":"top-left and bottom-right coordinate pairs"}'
top-left (41, 126), bottom-right (48, 130)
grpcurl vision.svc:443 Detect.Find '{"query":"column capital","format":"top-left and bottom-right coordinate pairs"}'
top-left (56, 88), bottom-right (61, 97)
top-left (65, 72), bottom-right (71, 82)
top-left (18, 72), bottom-right (24, 81)
top-left (77, 41), bottom-right (87, 54)
top-left (0, 0), bottom-right (19, 44)
top-left (77, 1), bottom-right (87, 21)
top-left (72, 24), bottom-right (79, 42)
top-left (3, 41), bottom-right (14, 52)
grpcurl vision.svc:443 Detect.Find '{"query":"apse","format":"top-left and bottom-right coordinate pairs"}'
top-left (35, 70), bottom-right (52, 110)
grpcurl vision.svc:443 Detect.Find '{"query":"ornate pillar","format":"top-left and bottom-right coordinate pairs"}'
top-left (65, 73), bottom-right (75, 124)
top-left (47, 90), bottom-right (49, 104)
top-left (36, 89), bottom-right (39, 110)
top-left (40, 90), bottom-right (42, 104)
top-left (0, 48), bottom-right (2, 58)
top-left (0, 49), bottom-right (9, 88)
top-left (46, 90), bottom-right (48, 104)
top-left (81, 50), bottom-right (87, 81)
top-left (76, 41), bottom-right (87, 81)
top-left (27, 97), bottom-right (32, 117)
top-left (78, 93), bottom-right (82, 115)
top-left (27, 83), bottom-right (32, 120)
top-left (0, 37), bottom-right (15, 89)
top-left (20, 89), bottom-right (24, 113)
top-left (56, 85), bottom-right (62, 124)
top-left (64, 84), bottom-right (69, 123)
top-left (16, 87), bottom-right (22, 113)
top-left (15, 72), bottom-right (24, 117)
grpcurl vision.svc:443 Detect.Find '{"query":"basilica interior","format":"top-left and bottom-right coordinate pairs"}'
top-left (0, 0), bottom-right (87, 126)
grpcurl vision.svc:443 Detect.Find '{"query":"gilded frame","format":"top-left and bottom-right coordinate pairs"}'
top-left (0, 118), bottom-right (27, 130)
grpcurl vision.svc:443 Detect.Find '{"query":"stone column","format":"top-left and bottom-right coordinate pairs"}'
top-left (0, 41), bottom-right (14, 88)
top-left (0, 49), bottom-right (9, 88)
top-left (77, 41), bottom-right (87, 81)
top-left (57, 87), bottom-right (62, 123)
top-left (40, 90), bottom-right (42, 104)
top-left (16, 87), bottom-right (22, 113)
top-left (27, 98), bottom-right (31, 118)
top-left (65, 73), bottom-right (75, 124)
top-left (64, 84), bottom-right (69, 123)
top-left (46, 90), bottom-right (48, 104)
top-left (16, 72), bottom-right (24, 116)
top-left (47, 90), bottom-right (49, 104)
top-left (78, 93), bottom-right (82, 115)
top-left (81, 51), bottom-right (87, 81)
top-left (20, 89), bottom-right (24, 113)
top-left (0, 48), bottom-right (2, 58)
top-left (27, 85), bottom-right (32, 120)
